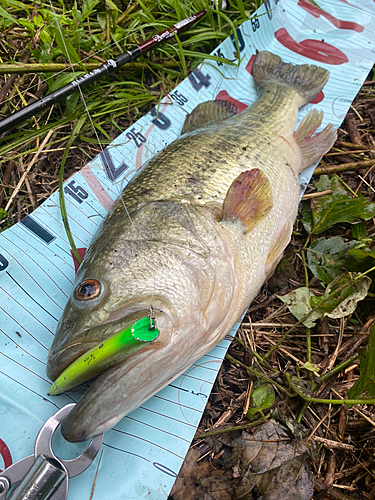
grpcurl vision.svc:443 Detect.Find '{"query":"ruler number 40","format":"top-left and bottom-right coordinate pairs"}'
top-left (188, 68), bottom-right (212, 91)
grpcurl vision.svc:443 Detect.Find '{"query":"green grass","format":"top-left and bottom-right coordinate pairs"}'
top-left (0, 0), bottom-right (260, 148)
top-left (0, 0), bottom-right (260, 226)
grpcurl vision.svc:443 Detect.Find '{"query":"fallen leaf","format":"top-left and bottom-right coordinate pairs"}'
top-left (348, 322), bottom-right (375, 400)
top-left (308, 175), bottom-right (375, 235)
top-left (307, 236), bottom-right (358, 284)
top-left (247, 383), bottom-right (275, 418)
top-left (303, 362), bottom-right (320, 373)
top-left (237, 455), bottom-right (313, 500)
top-left (351, 221), bottom-right (367, 240)
top-left (169, 420), bottom-right (313, 500)
top-left (310, 273), bottom-right (371, 319)
top-left (278, 274), bottom-right (371, 327)
top-left (277, 288), bottom-right (322, 328)
top-left (307, 236), bottom-right (375, 290)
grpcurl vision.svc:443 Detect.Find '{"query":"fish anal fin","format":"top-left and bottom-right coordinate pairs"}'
top-left (182, 100), bottom-right (239, 135)
top-left (222, 169), bottom-right (273, 234)
top-left (265, 219), bottom-right (293, 279)
top-left (294, 109), bottom-right (337, 171)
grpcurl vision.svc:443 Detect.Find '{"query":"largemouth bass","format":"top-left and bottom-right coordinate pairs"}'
top-left (47, 51), bottom-right (336, 442)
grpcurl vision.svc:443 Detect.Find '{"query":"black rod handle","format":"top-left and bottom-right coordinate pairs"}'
top-left (0, 49), bottom-right (140, 134)
top-left (0, 9), bottom-right (206, 135)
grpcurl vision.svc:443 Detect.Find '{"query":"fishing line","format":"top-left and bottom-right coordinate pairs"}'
top-left (47, 0), bottom-right (134, 225)
top-left (2, 1), bottom-right (208, 225)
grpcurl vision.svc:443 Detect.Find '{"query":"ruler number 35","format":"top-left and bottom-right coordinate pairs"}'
top-left (170, 91), bottom-right (188, 105)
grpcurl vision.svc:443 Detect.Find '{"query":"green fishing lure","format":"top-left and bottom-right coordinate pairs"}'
top-left (49, 317), bottom-right (159, 395)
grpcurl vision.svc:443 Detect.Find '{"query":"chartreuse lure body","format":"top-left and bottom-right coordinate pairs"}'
top-left (49, 317), bottom-right (159, 395)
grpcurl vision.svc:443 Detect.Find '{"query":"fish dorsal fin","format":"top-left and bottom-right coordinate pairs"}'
top-left (222, 169), bottom-right (273, 234)
top-left (181, 100), bottom-right (239, 135)
top-left (294, 109), bottom-right (337, 171)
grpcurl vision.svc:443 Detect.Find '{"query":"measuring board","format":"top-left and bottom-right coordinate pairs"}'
top-left (1, 0), bottom-right (375, 498)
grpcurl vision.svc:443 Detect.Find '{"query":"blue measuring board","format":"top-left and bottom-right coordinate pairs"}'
top-left (0, 0), bottom-right (374, 498)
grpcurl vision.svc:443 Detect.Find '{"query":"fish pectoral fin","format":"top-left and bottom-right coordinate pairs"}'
top-left (294, 109), bottom-right (337, 171)
top-left (222, 169), bottom-right (273, 234)
top-left (265, 219), bottom-right (293, 279)
top-left (181, 100), bottom-right (239, 135)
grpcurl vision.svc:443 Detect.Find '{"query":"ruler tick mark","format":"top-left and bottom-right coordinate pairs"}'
top-left (6, 272), bottom-right (59, 322)
top-left (20, 216), bottom-right (56, 244)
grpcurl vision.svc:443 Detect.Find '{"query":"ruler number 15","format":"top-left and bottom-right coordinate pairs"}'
top-left (64, 180), bottom-right (89, 204)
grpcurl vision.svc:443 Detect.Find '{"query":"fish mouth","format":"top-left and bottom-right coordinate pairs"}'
top-left (47, 308), bottom-right (153, 382)
top-left (61, 403), bottom-right (124, 443)
top-left (48, 315), bottom-right (159, 396)
top-left (47, 340), bottom-right (98, 381)
top-left (52, 310), bottom-right (174, 442)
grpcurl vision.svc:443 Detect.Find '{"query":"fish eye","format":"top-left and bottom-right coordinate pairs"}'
top-left (75, 279), bottom-right (102, 300)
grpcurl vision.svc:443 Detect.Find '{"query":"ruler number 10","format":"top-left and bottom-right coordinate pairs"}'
top-left (64, 180), bottom-right (89, 204)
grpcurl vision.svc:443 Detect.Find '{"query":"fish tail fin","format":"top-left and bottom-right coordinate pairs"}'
top-left (294, 109), bottom-right (337, 170)
top-left (252, 51), bottom-right (329, 105)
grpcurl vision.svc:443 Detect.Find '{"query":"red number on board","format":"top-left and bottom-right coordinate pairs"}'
top-left (215, 91), bottom-right (248, 113)
top-left (71, 248), bottom-right (87, 273)
top-left (0, 438), bottom-right (12, 472)
top-left (245, 54), bottom-right (256, 75)
top-left (298, 0), bottom-right (364, 32)
top-left (336, 0), bottom-right (362, 10)
top-left (310, 91), bottom-right (324, 104)
top-left (275, 28), bottom-right (349, 65)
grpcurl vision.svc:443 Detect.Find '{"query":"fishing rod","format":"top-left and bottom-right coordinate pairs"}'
top-left (0, 9), bottom-right (207, 135)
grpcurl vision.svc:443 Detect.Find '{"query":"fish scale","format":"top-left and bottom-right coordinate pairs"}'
top-left (118, 89), bottom-right (302, 216)
top-left (46, 51), bottom-right (337, 442)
